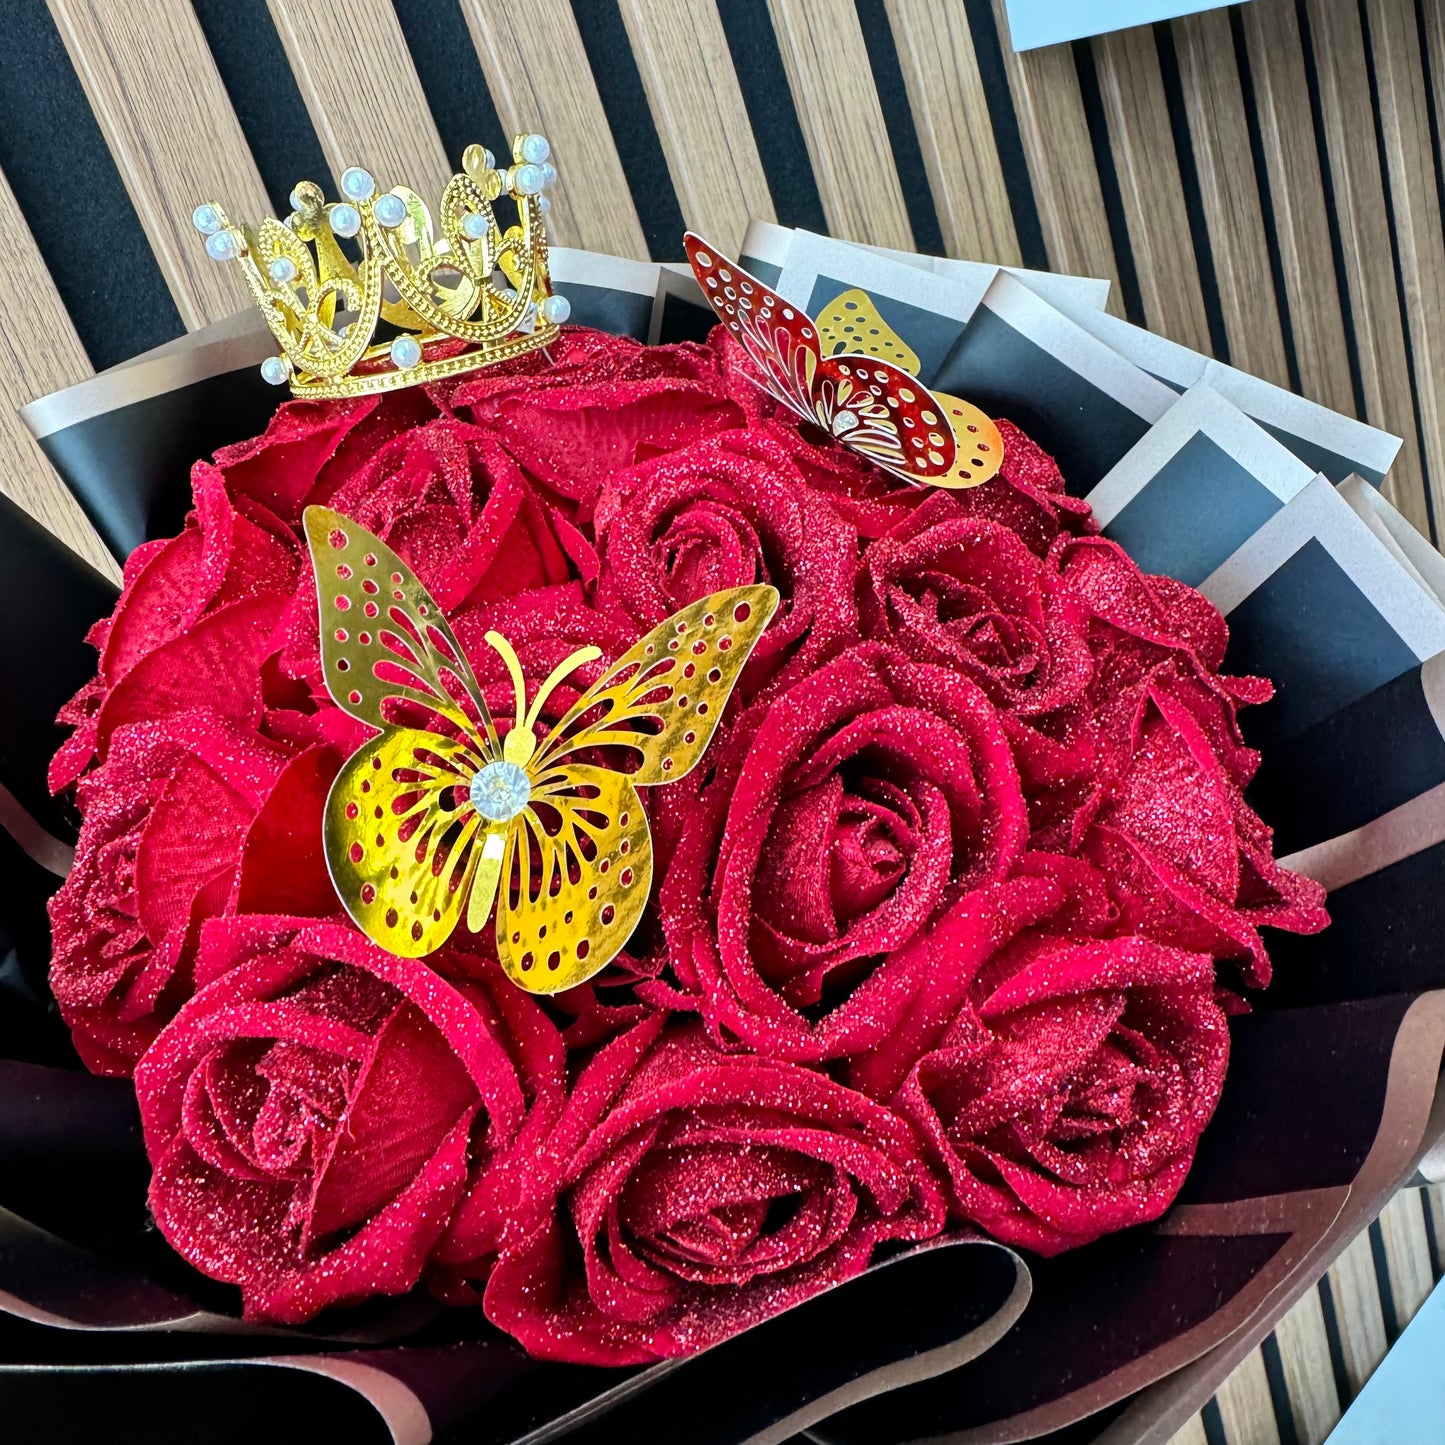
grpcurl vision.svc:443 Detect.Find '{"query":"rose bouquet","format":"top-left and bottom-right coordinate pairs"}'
top-left (3, 211), bottom-right (1444, 1445)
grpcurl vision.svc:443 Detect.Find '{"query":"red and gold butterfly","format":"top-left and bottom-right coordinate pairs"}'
top-left (685, 232), bottom-right (1001, 489)
top-left (305, 506), bottom-right (777, 993)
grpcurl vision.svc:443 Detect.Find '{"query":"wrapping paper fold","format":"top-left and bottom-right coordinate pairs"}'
top-left (4, 229), bottom-right (1443, 1445)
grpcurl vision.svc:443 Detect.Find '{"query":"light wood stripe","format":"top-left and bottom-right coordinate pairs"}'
top-left (46, 0), bottom-right (266, 331)
top-left (989, 1), bottom-right (1123, 313)
top-left (1165, 1413), bottom-right (1209, 1445)
top-left (1091, 26), bottom-right (1213, 353)
top-left (883, 0), bottom-right (1020, 265)
top-left (1172, 10), bottom-right (1291, 387)
top-left (0, 170), bottom-right (115, 579)
top-left (268, 0), bottom-right (450, 201)
top-left (461, 0), bottom-right (648, 260)
top-left (765, 0), bottom-right (914, 250)
top-left (1376, 1189), bottom-right (1435, 1328)
top-left (1304, 0), bottom-right (1429, 534)
top-left (617, 0), bottom-right (772, 256)
top-left (1238, 0), bottom-right (1356, 417)
top-left (1211, 1346), bottom-right (1282, 1445)
top-left (1324, 1229), bottom-right (1391, 1396)
top-left (1272, 1286), bottom-right (1343, 1445)
top-left (1373, 0), bottom-right (1445, 537)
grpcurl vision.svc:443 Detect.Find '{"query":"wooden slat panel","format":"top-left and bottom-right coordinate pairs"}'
top-left (1324, 1229), bottom-right (1390, 1396)
top-left (0, 170), bottom-right (116, 579)
top-left (765, 0), bottom-right (914, 250)
top-left (1305, 0), bottom-right (1428, 532)
top-left (1172, 10), bottom-right (1290, 385)
top-left (1211, 1346), bottom-right (1281, 1445)
top-left (1273, 1286), bottom-right (1343, 1445)
top-left (1091, 25), bottom-right (1212, 353)
top-left (1239, 0), bottom-right (1355, 416)
top-left (47, 0), bottom-right (266, 330)
top-left (989, 2), bottom-right (1123, 311)
top-left (883, 0), bottom-right (1019, 264)
top-left (268, 0), bottom-right (449, 200)
top-left (1376, 1190), bottom-right (1435, 1328)
top-left (617, 0), bottom-right (772, 256)
top-left (1375, 0), bottom-right (1445, 537)
top-left (461, 0), bottom-right (647, 259)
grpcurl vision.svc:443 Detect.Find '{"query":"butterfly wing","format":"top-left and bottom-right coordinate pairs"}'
top-left (684, 232), bottom-right (822, 422)
top-left (496, 584), bottom-right (778, 993)
top-left (304, 504), bottom-right (498, 749)
top-left (495, 765), bottom-right (651, 994)
top-left (531, 584), bottom-right (779, 783)
top-left (810, 354), bottom-right (958, 482)
top-left (814, 287), bottom-right (922, 375)
top-left (323, 724), bottom-right (491, 957)
top-left (930, 391), bottom-right (1004, 489)
top-left (684, 235), bottom-right (957, 486)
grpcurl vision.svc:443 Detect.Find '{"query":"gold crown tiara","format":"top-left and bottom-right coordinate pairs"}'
top-left (192, 135), bottom-right (569, 399)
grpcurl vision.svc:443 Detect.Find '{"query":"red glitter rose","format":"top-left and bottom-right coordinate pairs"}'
top-left (1054, 536), bottom-right (1328, 982)
top-left (49, 468), bottom-right (299, 792)
top-left (458, 1018), bottom-right (945, 1363)
top-left (1078, 670), bottom-right (1328, 986)
top-left (136, 918), bottom-right (563, 1324)
top-left (454, 328), bottom-right (748, 518)
top-left (660, 643), bottom-right (1028, 1061)
top-left (894, 927), bottom-right (1230, 1254)
top-left (593, 425), bottom-right (860, 692)
top-left (860, 491), bottom-right (1092, 719)
top-left (48, 712), bottom-right (294, 1074)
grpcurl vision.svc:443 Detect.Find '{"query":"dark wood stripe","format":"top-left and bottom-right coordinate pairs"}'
top-left (1229, 5), bottom-right (1306, 395)
top-left (854, 0), bottom-right (944, 255)
top-left (194, 0), bottom-right (331, 215)
top-left (1154, 21), bottom-right (1233, 362)
top-left (394, 0), bottom-right (505, 169)
top-left (571, 0), bottom-right (688, 260)
top-left (0, 0), bottom-right (179, 366)
top-left (719, 0), bottom-right (826, 232)
top-left (1072, 37), bottom-right (1148, 324)
top-left (962, 0), bottom-right (1049, 269)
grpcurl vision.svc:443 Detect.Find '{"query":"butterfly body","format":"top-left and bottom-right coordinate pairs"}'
top-left (305, 506), bottom-right (777, 993)
top-left (684, 232), bottom-right (1002, 489)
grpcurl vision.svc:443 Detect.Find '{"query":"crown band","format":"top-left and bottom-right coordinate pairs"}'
top-left (192, 135), bottom-right (570, 399)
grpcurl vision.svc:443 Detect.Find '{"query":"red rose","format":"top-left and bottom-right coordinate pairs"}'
top-left (212, 386), bottom-right (442, 525)
top-left (895, 928), bottom-right (1230, 1254)
top-left (47, 712), bottom-right (297, 1073)
top-left (318, 416), bottom-right (574, 612)
top-left (1059, 535), bottom-right (1252, 709)
top-left (454, 329), bottom-right (748, 517)
top-left (1077, 673), bottom-right (1328, 985)
top-left (860, 492), bottom-right (1092, 718)
top-left (1049, 536), bottom-right (1327, 982)
top-left (660, 644), bottom-right (1028, 1061)
top-left (136, 918), bottom-right (563, 1324)
top-left (460, 1019), bottom-right (945, 1363)
top-left (593, 425), bottom-right (859, 692)
top-left (49, 469), bottom-right (299, 791)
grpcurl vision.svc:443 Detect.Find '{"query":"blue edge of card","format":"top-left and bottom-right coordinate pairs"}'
top-left (1325, 1276), bottom-right (1445, 1442)
top-left (1002, 0), bottom-right (1246, 52)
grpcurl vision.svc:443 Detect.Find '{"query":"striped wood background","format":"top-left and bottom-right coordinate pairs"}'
top-left (0, 1), bottom-right (1442, 1440)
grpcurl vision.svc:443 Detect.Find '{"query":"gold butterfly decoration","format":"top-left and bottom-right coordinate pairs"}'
top-left (685, 233), bottom-right (1002, 490)
top-left (303, 506), bottom-right (778, 993)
